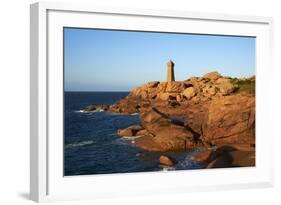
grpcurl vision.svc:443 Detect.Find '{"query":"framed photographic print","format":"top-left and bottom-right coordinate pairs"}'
top-left (30, 2), bottom-right (274, 202)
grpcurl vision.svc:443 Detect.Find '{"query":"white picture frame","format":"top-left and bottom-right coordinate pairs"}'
top-left (30, 2), bottom-right (274, 202)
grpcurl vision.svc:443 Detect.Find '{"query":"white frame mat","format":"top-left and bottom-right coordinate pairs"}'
top-left (30, 2), bottom-right (274, 202)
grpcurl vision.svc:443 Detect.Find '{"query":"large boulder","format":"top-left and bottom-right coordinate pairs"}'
top-left (82, 104), bottom-right (109, 112)
top-left (176, 94), bottom-right (185, 102)
top-left (216, 78), bottom-right (231, 84)
top-left (159, 155), bottom-right (177, 166)
top-left (193, 145), bottom-right (237, 164)
top-left (156, 82), bottom-right (168, 93)
top-left (117, 125), bottom-right (144, 137)
top-left (131, 87), bottom-right (148, 99)
top-left (216, 82), bottom-right (235, 95)
top-left (147, 81), bottom-right (160, 88)
top-left (135, 129), bottom-right (149, 136)
top-left (214, 77), bottom-right (236, 95)
top-left (157, 92), bottom-right (176, 101)
top-left (206, 153), bottom-right (233, 168)
top-left (202, 85), bottom-right (217, 97)
top-left (182, 87), bottom-right (196, 99)
top-left (109, 98), bottom-right (142, 114)
top-left (229, 151), bottom-right (255, 167)
top-left (141, 108), bottom-right (169, 123)
top-left (193, 145), bottom-right (255, 168)
top-left (135, 108), bottom-right (197, 151)
top-left (139, 81), bottom-right (160, 90)
top-left (96, 105), bottom-right (109, 111)
top-left (82, 105), bottom-right (96, 112)
top-left (203, 71), bottom-right (222, 81)
top-left (206, 150), bottom-right (255, 168)
top-left (165, 82), bottom-right (186, 93)
top-left (186, 77), bottom-right (199, 84)
top-left (203, 94), bottom-right (255, 145)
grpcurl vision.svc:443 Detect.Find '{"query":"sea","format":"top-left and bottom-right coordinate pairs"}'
top-left (64, 91), bottom-right (204, 176)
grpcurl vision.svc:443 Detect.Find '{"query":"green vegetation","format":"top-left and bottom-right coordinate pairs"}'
top-left (231, 76), bottom-right (255, 94)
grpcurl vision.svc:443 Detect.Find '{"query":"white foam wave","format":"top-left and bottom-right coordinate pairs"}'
top-left (114, 135), bottom-right (143, 146)
top-left (76, 110), bottom-right (87, 113)
top-left (76, 109), bottom-right (105, 113)
top-left (130, 113), bottom-right (139, 115)
top-left (77, 110), bottom-right (96, 113)
top-left (65, 140), bottom-right (95, 148)
top-left (121, 136), bottom-right (142, 140)
top-left (160, 165), bottom-right (176, 171)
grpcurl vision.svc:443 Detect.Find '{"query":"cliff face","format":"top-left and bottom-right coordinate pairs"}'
top-left (84, 71), bottom-right (255, 153)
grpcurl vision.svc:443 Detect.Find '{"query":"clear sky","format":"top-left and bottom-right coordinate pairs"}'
top-left (64, 28), bottom-right (255, 91)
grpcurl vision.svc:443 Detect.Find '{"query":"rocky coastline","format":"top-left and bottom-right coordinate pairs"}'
top-left (82, 71), bottom-right (255, 169)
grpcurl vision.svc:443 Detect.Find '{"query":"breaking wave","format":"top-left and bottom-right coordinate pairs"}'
top-left (65, 140), bottom-right (95, 148)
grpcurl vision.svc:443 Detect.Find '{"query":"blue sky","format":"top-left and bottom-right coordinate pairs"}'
top-left (64, 28), bottom-right (255, 91)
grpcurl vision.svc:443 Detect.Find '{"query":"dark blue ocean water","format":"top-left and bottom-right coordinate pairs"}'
top-left (64, 92), bottom-right (203, 176)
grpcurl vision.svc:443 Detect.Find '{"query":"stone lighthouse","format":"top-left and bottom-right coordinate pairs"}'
top-left (167, 60), bottom-right (175, 82)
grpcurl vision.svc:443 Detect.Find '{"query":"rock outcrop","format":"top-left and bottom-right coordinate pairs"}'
top-left (81, 104), bottom-right (109, 112)
top-left (159, 155), bottom-right (177, 166)
top-left (193, 144), bottom-right (255, 168)
top-left (117, 125), bottom-right (144, 137)
top-left (135, 108), bottom-right (198, 151)
top-left (203, 71), bottom-right (222, 81)
top-left (107, 71), bottom-right (244, 115)
top-left (83, 71), bottom-right (256, 168)
top-left (202, 94), bottom-right (255, 146)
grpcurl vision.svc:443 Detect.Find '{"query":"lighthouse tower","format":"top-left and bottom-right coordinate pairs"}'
top-left (167, 60), bottom-right (175, 82)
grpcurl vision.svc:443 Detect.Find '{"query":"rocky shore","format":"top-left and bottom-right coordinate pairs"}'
top-left (82, 71), bottom-right (255, 168)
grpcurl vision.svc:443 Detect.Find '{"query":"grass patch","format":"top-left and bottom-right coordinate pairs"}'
top-left (231, 77), bottom-right (255, 94)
